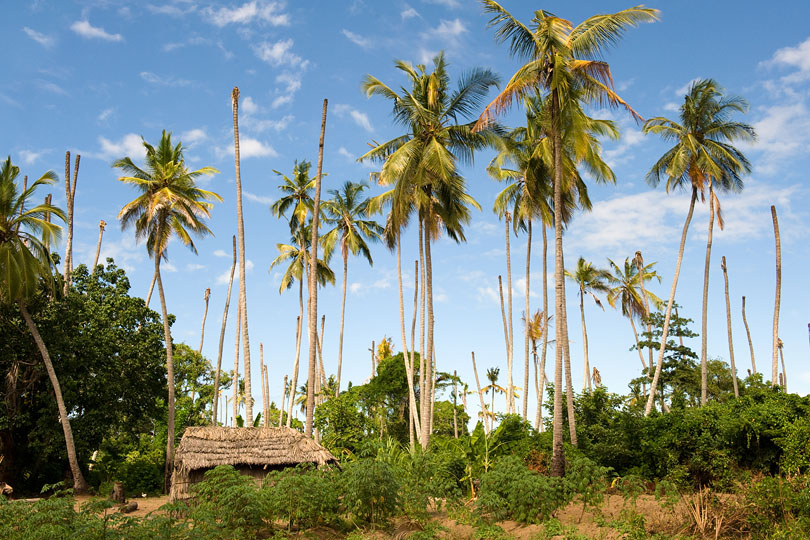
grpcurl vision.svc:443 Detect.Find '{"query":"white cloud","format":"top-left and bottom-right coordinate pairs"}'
top-left (18, 149), bottom-right (46, 164)
top-left (241, 96), bottom-right (260, 114)
top-left (216, 259), bottom-right (254, 285)
top-left (163, 36), bottom-right (208, 52)
top-left (338, 147), bottom-right (355, 161)
top-left (662, 102), bottom-right (679, 112)
top-left (248, 115), bottom-right (294, 132)
top-left (342, 29), bottom-right (371, 48)
top-left (674, 77), bottom-right (701, 97)
top-left (203, 1), bottom-right (289, 27)
top-left (163, 262), bottom-right (178, 272)
top-left (140, 71), bottom-right (192, 87)
top-left (435, 18), bottom-right (466, 38)
top-left (748, 103), bottom-right (810, 173)
top-left (271, 72), bottom-right (303, 109)
top-left (147, 3), bottom-right (197, 17)
top-left (98, 133), bottom-right (144, 161)
top-left (215, 137), bottom-right (277, 160)
top-left (272, 95), bottom-right (293, 108)
top-left (334, 104), bottom-right (373, 132)
top-left (98, 108), bottom-right (114, 122)
top-left (477, 286), bottom-right (500, 304)
top-left (23, 26), bottom-right (54, 47)
top-left (213, 249), bottom-right (229, 258)
top-left (401, 6), bottom-right (419, 19)
top-left (36, 80), bottom-right (67, 95)
top-left (243, 191), bottom-right (274, 204)
top-left (253, 39), bottom-right (307, 68)
top-left (763, 36), bottom-right (810, 84)
top-left (70, 20), bottom-right (123, 42)
top-left (187, 263), bottom-right (206, 271)
top-left (423, 0), bottom-right (459, 7)
top-left (180, 128), bottom-right (207, 146)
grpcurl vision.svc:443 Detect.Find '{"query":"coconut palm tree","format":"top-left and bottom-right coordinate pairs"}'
top-left (771, 206), bottom-right (781, 388)
top-left (565, 257), bottom-right (611, 392)
top-left (113, 131), bottom-right (220, 490)
top-left (322, 181), bottom-right (383, 396)
top-left (483, 367), bottom-right (506, 420)
top-left (642, 79), bottom-right (755, 413)
top-left (720, 256), bottom-right (739, 397)
top-left (476, 2), bottom-right (656, 475)
top-left (0, 157), bottom-right (88, 493)
top-left (360, 52), bottom-right (500, 448)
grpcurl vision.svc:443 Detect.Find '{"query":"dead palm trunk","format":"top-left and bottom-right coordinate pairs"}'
top-left (629, 316), bottom-right (648, 395)
top-left (700, 182), bottom-right (717, 406)
top-left (62, 152), bottom-right (79, 294)
top-left (278, 374), bottom-right (287, 426)
top-left (742, 296), bottom-right (756, 375)
top-left (522, 220), bottom-right (532, 421)
top-left (778, 339), bottom-right (786, 392)
top-left (212, 236), bottom-right (236, 425)
top-left (421, 222), bottom-right (436, 449)
top-left (232, 87), bottom-right (254, 423)
top-left (260, 344), bottom-right (267, 426)
top-left (721, 256), bottom-right (739, 397)
top-left (540, 225), bottom-right (549, 431)
top-left (336, 247), bottom-right (348, 396)
top-left (317, 315), bottom-right (327, 392)
top-left (410, 259), bottom-right (422, 443)
top-left (19, 301), bottom-right (88, 493)
top-left (154, 253), bottom-right (175, 491)
top-left (771, 205), bottom-right (781, 388)
top-left (645, 187), bottom-right (698, 416)
top-left (471, 351), bottom-right (489, 434)
top-left (453, 370), bottom-right (459, 438)
top-left (233, 301), bottom-right (242, 425)
top-left (418, 222), bottom-right (426, 440)
top-left (635, 252), bottom-right (651, 398)
top-left (560, 282), bottom-right (577, 446)
top-left (92, 220), bottom-right (106, 270)
top-left (498, 275), bottom-right (510, 407)
top-left (578, 289), bottom-right (591, 393)
top-left (286, 280), bottom-right (304, 427)
top-left (198, 288), bottom-right (210, 353)
top-left (397, 237), bottom-right (421, 447)
top-left (305, 99), bottom-right (328, 438)
top-left (504, 213), bottom-right (514, 413)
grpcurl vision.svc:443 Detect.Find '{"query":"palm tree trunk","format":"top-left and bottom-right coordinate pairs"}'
top-left (410, 259), bottom-right (421, 442)
top-left (63, 152), bottom-right (79, 294)
top-left (540, 225), bottom-right (549, 431)
top-left (771, 205), bottom-right (781, 388)
top-left (523, 220), bottom-right (532, 421)
top-left (471, 352), bottom-right (489, 434)
top-left (721, 256), bottom-right (739, 397)
top-left (779, 341), bottom-right (787, 392)
top-left (198, 288), bottom-right (210, 353)
top-left (260, 345), bottom-right (267, 426)
top-left (233, 301), bottom-right (242, 425)
top-left (397, 235), bottom-right (421, 446)
top-left (504, 213), bottom-right (514, 414)
top-left (212, 236), bottom-right (236, 425)
top-left (421, 225), bottom-right (435, 449)
top-left (336, 252), bottom-right (348, 396)
top-left (418, 221), bottom-right (427, 441)
top-left (429, 343), bottom-right (437, 437)
top-left (498, 275), bottom-right (510, 409)
top-left (153, 255), bottom-right (175, 491)
top-left (286, 278), bottom-right (304, 427)
top-left (305, 99), bottom-right (328, 438)
top-left (317, 315), bottom-right (327, 392)
top-left (19, 301), bottom-right (88, 493)
top-left (700, 182), bottom-right (716, 406)
top-left (561, 291), bottom-right (577, 446)
top-left (579, 291), bottom-right (591, 393)
top-left (92, 220), bottom-right (106, 270)
top-left (629, 317), bottom-right (648, 396)
top-left (634, 252), bottom-right (651, 398)
top-left (453, 370), bottom-right (459, 439)
top-left (232, 87), bottom-right (253, 424)
top-left (645, 187), bottom-right (698, 416)
top-left (279, 374), bottom-right (287, 426)
top-left (146, 274), bottom-right (156, 307)
top-left (551, 98), bottom-right (566, 477)
top-left (533, 341), bottom-right (541, 430)
top-left (742, 296), bottom-right (756, 375)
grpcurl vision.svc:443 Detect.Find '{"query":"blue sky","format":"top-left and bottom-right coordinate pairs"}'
top-left (4, 0), bottom-right (810, 424)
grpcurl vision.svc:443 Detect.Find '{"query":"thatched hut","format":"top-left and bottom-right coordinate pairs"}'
top-left (170, 426), bottom-right (338, 500)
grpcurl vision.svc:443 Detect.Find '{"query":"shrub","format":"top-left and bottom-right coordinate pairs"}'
top-left (190, 465), bottom-right (267, 539)
top-left (261, 463), bottom-right (341, 530)
top-left (478, 455), bottom-right (563, 523)
top-left (342, 458), bottom-right (400, 526)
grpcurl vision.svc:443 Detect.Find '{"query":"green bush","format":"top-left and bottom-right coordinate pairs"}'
top-left (744, 476), bottom-right (810, 538)
top-left (261, 463), bottom-right (341, 530)
top-left (189, 465), bottom-right (267, 539)
top-left (342, 458), bottom-right (400, 526)
top-left (478, 455), bottom-right (563, 523)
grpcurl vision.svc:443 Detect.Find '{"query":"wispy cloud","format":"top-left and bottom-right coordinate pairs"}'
top-left (762, 36), bottom-right (810, 84)
top-left (98, 108), bottom-right (114, 122)
top-left (243, 191), bottom-right (274, 204)
top-left (215, 137), bottom-right (277, 160)
top-left (213, 249), bottom-right (229, 258)
top-left (253, 39), bottom-right (307, 68)
top-left (97, 133), bottom-right (145, 161)
top-left (203, 1), bottom-right (289, 27)
top-left (180, 128), bottom-right (208, 146)
top-left (334, 104), bottom-right (373, 132)
top-left (70, 20), bottom-right (123, 42)
top-left (423, 0), bottom-right (459, 8)
top-left (23, 26), bottom-right (55, 47)
top-left (272, 71), bottom-right (304, 108)
top-left (187, 263), bottom-right (206, 271)
top-left (217, 259), bottom-right (254, 285)
top-left (35, 80), bottom-right (68, 95)
top-left (140, 71), bottom-right (192, 87)
top-left (18, 149), bottom-right (47, 164)
top-left (342, 29), bottom-right (371, 48)
top-left (401, 6), bottom-right (420, 19)
top-left (147, 3), bottom-right (197, 17)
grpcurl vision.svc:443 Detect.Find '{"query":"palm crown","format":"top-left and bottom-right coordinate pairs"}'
top-left (321, 181), bottom-right (383, 264)
top-left (606, 257), bottom-right (662, 320)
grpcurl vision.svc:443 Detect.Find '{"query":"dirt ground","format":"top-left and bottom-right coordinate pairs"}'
top-left (74, 494), bottom-right (169, 518)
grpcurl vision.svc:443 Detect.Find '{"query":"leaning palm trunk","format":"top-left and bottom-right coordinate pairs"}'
top-left (721, 256), bottom-right (739, 397)
top-left (471, 352), bottom-right (489, 433)
top-left (560, 260), bottom-right (577, 446)
top-left (232, 87), bottom-right (253, 423)
top-left (778, 341), bottom-right (787, 391)
top-left (19, 301), bottom-right (88, 493)
top-left (421, 226), bottom-right (436, 449)
top-left (453, 370), bottom-right (459, 438)
top-left (629, 317), bottom-right (648, 396)
top-left (418, 222), bottom-right (427, 439)
top-left (551, 104), bottom-right (566, 476)
top-left (198, 288), bottom-right (210, 353)
top-left (742, 296), bottom-right (756, 375)
top-left (498, 276), bottom-right (510, 407)
top-left (523, 220), bottom-right (532, 420)
top-left (540, 225), bottom-right (549, 431)
top-left (397, 239), bottom-right (421, 445)
top-left (63, 152), bottom-right (79, 294)
top-left (146, 274), bottom-right (156, 307)
top-left (305, 99), bottom-right (328, 438)
top-left (579, 291), bottom-right (591, 393)
top-left (336, 251), bottom-right (348, 396)
top-left (634, 252), bottom-right (651, 398)
top-left (212, 236), bottom-right (236, 425)
top-left (278, 374), bottom-right (288, 426)
top-left (233, 302), bottom-right (242, 425)
top-left (700, 183), bottom-right (717, 406)
top-left (645, 187), bottom-right (698, 416)
top-left (154, 255), bottom-right (175, 492)
top-left (771, 205), bottom-right (781, 388)
top-left (504, 214), bottom-right (514, 413)
top-left (260, 345), bottom-right (267, 426)
top-left (92, 220), bottom-right (106, 269)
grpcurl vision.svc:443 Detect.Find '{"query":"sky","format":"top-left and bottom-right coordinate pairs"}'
top-left (3, 0), bottom-right (810, 426)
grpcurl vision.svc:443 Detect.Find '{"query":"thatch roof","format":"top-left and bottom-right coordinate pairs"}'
top-left (173, 426), bottom-right (338, 473)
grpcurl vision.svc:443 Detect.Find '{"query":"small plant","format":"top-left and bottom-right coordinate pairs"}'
top-left (262, 463), bottom-right (341, 530)
top-left (190, 465), bottom-right (267, 538)
top-left (478, 455), bottom-right (564, 524)
top-left (342, 458), bottom-right (400, 527)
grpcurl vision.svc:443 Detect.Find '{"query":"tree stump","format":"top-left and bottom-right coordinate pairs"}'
top-left (111, 481), bottom-right (126, 503)
top-left (119, 501), bottom-right (138, 513)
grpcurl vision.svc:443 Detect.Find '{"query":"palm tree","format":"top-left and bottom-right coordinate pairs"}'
top-left (198, 287), bottom-right (210, 353)
top-left (565, 257), bottom-right (611, 392)
top-left (113, 131), bottom-right (220, 490)
top-left (231, 87), bottom-right (255, 424)
top-left (212, 236), bottom-right (236, 425)
top-left (322, 181), bottom-right (383, 396)
top-left (720, 256), bottom-right (739, 397)
top-left (62, 152), bottom-right (79, 294)
top-left (642, 79), bottom-right (755, 413)
top-left (771, 206), bottom-right (781, 388)
top-left (360, 52), bottom-right (500, 448)
top-left (0, 157), bottom-right (88, 493)
top-left (92, 219), bottom-right (106, 269)
top-left (526, 309), bottom-right (550, 431)
top-left (483, 367), bottom-right (506, 420)
top-left (476, 2), bottom-right (656, 475)
top-left (606, 257), bottom-right (662, 390)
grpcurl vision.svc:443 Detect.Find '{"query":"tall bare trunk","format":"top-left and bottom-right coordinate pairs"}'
top-left (198, 288), bottom-right (210, 353)
top-left (305, 99), bottom-right (328, 438)
top-left (421, 225), bottom-right (435, 449)
top-left (231, 87), bottom-right (253, 423)
top-left (645, 187), bottom-right (698, 416)
top-left (498, 274), bottom-right (510, 410)
top-left (279, 374), bottom-right (287, 426)
top-left (63, 152), bottom-right (79, 294)
top-left (504, 213), bottom-right (514, 413)
top-left (212, 236), bottom-right (237, 425)
top-left (471, 352), bottom-right (489, 434)
top-left (742, 296), bottom-right (756, 375)
top-left (153, 255), bottom-right (175, 492)
top-left (771, 205), bottom-right (781, 388)
top-left (336, 251), bottom-right (348, 396)
top-left (453, 370), bottom-right (459, 439)
top-left (317, 315), bottom-right (327, 391)
top-left (92, 220), bottom-right (106, 270)
top-left (721, 256), bottom-right (739, 397)
top-left (233, 301), bottom-right (242, 425)
top-left (700, 183), bottom-right (716, 406)
top-left (561, 285), bottom-right (577, 446)
top-left (146, 274), bottom-right (156, 307)
top-left (19, 301), bottom-right (88, 493)
top-left (579, 291), bottom-right (591, 393)
top-left (778, 340), bottom-right (787, 392)
top-left (398, 236), bottom-right (421, 445)
top-left (418, 222), bottom-right (426, 441)
top-left (540, 225), bottom-right (549, 430)
top-left (523, 220), bottom-right (531, 420)
top-left (630, 317), bottom-right (648, 396)
top-left (287, 281), bottom-right (304, 427)
top-left (634, 252), bottom-right (651, 398)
